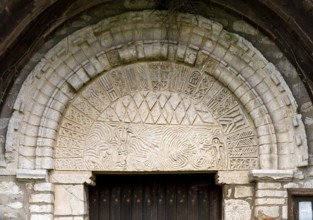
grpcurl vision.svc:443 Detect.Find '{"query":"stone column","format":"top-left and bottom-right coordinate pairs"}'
top-left (250, 169), bottom-right (293, 220)
top-left (216, 171), bottom-right (255, 220)
top-left (50, 171), bottom-right (94, 220)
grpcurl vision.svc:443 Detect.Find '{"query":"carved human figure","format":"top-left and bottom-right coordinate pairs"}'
top-left (212, 137), bottom-right (226, 168)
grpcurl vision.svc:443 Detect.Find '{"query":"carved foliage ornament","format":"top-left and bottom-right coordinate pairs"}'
top-left (55, 62), bottom-right (258, 171)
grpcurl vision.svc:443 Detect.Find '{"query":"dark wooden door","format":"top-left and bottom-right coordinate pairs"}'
top-left (89, 174), bottom-right (222, 220)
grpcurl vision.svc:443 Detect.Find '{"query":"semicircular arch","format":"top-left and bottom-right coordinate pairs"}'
top-left (10, 11), bottom-right (307, 172)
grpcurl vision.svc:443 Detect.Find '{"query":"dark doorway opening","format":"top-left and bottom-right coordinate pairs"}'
top-left (89, 173), bottom-right (222, 220)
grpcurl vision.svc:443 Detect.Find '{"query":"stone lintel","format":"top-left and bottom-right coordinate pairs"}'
top-left (249, 169), bottom-right (293, 182)
top-left (50, 171), bottom-right (94, 185)
top-left (16, 169), bottom-right (47, 181)
top-left (215, 171), bottom-right (250, 184)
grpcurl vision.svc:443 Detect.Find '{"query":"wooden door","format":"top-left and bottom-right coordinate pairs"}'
top-left (89, 174), bottom-right (222, 220)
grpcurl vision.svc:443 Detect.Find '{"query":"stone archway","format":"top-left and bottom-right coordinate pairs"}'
top-left (6, 11), bottom-right (308, 219)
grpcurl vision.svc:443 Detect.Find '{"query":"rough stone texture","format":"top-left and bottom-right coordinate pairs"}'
top-left (282, 205), bottom-right (287, 219)
top-left (250, 169), bottom-right (293, 182)
top-left (255, 190), bottom-right (287, 197)
top-left (55, 217), bottom-right (84, 220)
top-left (50, 171), bottom-right (93, 184)
top-left (30, 194), bottom-right (54, 203)
top-left (30, 214), bottom-right (53, 220)
top-left (234, 186), bottom-right (253, 198)
top-left (34, 182), bottom-right (54, 192)
top-left (54, 185), bottom-right (86, 216)
top-left (257, 182), bottom-right (282, 189)
top-left (29, 204), bottom-right (53, 213)
top-left (0, 176), bottom-right (30, 220)
top-left (225, 199), bottom-right (251, 220)
top-left (255, 206), bottom-right (280, 218)
top-left (216, 171), bottom-right (250, 184)
top-left (16, 169), bottom-right (47, 180)
top-left (255, 198), bottom-right (285, 205)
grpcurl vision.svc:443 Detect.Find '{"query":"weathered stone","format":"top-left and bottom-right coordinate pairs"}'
top-left (30, 214), bottom-right (53, 220)
top-left (250, 169), bottom-right (293, 182)
top-left (30, 194), bottom-right (54, 203)
top-left (233, 20), bottom-right (258, 35)
top-left (255, 206), bottom-right (280, 218)
top-left (225, 199), bottom-right (251, 220)
top-left (283, 182), bottom-right (299, 188)
top-left (34, 182), bottom-right (54, 192)
top-left (234, 186), bottom-right (253, 198)
top-left (255, 198), bottom-right (285, 205)
top-left (50, 171), bottom-right (93, 184)
top-left (29, 204), bottom-right (53, 213)
top-left (16, 169), bottom-right (47, 181)
top-left (257, 182), bottom-right (282, 189)
top-left (255, 190), bottom-right (287, 198)
top-left (282, 205), bottom-right (287, 219)
top-left (54, 185), bottom-right (86, 215)
top-left (0, 181), bottom-right (22, 195)
top-left (7, 202), bottom-right (23, 209)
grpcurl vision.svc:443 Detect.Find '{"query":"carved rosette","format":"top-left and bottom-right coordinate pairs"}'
top-left (55, 62), bottom-right (258, 171)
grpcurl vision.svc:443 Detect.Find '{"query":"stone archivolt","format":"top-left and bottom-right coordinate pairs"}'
top-left (55, 62), bottom-right (258, 171)
top-left (7, 11), bottom-right (308, 173)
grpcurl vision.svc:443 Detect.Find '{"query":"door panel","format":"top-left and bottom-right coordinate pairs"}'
top-left (89, 174), bottom-right (221, 220)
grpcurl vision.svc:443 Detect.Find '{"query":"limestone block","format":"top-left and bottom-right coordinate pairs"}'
top-left (55, 218), bottom-right (73, 220)
top-left (30, 214), bottom-right (53, 220)
top-left (18, 157), bottom-right (35, 170)
top-left (255, 206), bottom-right (280, 218)
top-left (250, 169), bottom-right (293, 182)
top-left (50, 171), bottom-right (93, 184)
top-left (257, 182), bottom-right (282, 189)
top-left (36, 147), bottom-right (53, 157)
top-left (67, 74), bottom-right (84, 91)
top-left (225, 199), bottom-right (251, 220)
top-left (54, 184), bottom-right (87, 215)
top-left (233, 20), bottom-right (258, 35)
top-left (255, 190), bottom-right (287, 198)
top-left (55, 217), bottom-right (84, 220)
top-left (255, 198), bottom-right (285, 205)
top-left (283, 182), bottom-right (299, 188)
top-left (216, 171), bottom-right (250, 184)
top-left (282, 205), bottom-right (287, 219)
top-left (234, 186), bottom-right (253, 198)
top-left (30, 193), bottom-right (54, 203)
top-left (7, 202), bottom-right (23, 209)
top-left (0, 181), bottom-right (23, 195)
top-left (75, 67), bottom-right (90, 84)
top-left (30, 204), bottom-right (53, 213)
top-left (36, 157), bottom-right (53, 170)
top-left (34, 182), bottom-right (54, 192)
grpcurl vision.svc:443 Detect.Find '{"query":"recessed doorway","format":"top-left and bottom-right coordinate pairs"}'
top-left (89, 174), bottom-right (222, 220)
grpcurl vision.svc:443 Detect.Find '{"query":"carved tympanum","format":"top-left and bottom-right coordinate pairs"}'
top-left (55, 62), bottom-right (258, 171)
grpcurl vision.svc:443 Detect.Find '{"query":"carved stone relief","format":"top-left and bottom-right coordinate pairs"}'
top-left (55, 62), bottom-right (258, 171)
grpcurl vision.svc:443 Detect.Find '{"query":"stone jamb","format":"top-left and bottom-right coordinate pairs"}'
top-left (216, 170), bottom-right (255, 220)
top-left (250, 169), bottom-right (294, 219)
